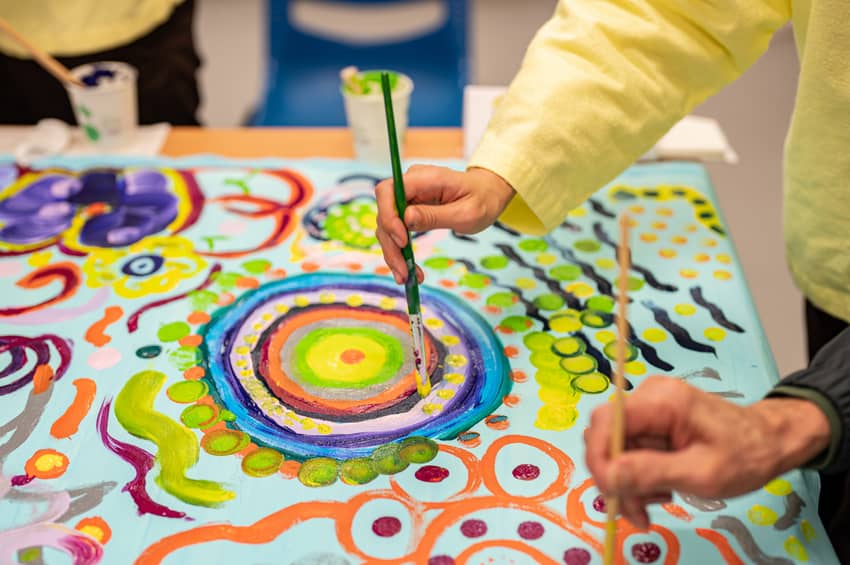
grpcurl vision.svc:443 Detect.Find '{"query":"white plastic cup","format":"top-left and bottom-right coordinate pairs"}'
top-left (341, 71), bottom-right (413, 164)
top-left (66, 61), bottom-right (138, 146)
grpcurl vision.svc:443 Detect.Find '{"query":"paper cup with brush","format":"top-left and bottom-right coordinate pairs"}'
top-left (66, 61), bottom-right (139, 147)
top-left (340, 66), bottom-right (413, 163)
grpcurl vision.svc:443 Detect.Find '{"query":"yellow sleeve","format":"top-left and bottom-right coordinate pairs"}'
top-left (469, 0), bottom-right (791, 234)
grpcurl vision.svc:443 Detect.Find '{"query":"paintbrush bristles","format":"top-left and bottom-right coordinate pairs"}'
top-left (603, 214), bottom-right (632, 565)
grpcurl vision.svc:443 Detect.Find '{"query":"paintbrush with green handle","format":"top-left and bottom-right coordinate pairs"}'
top-left (380, 71), bottom-right (430, 398)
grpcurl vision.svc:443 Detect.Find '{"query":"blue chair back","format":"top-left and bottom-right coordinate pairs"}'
top-left (252, 0), bottom-right (468, 126)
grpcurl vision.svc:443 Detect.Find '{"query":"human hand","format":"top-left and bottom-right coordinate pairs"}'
top-left (584, 376), bottom-right (830, 528)
top-left (375, 165), bottom-right (515, 284)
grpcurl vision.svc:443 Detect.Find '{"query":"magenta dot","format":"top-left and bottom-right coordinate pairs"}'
top-left (428, 556), bottom-right (455, 565)
top-left (512, 463), bottom-right (540, 480)
top-left (631, 542), bottom-right (661, 563)
top-left (415, 465), bottom-right (450, 482)
top-left (517, 520), bottom-right (545, 540)
top-left (563, 547), bottom-right (591, 565)
top-left (592, 494), bottom-right (606, 512)
top-left (460, 519), bottom-right (488, 538)
top-left (372, 516), bottom-right (401, 537)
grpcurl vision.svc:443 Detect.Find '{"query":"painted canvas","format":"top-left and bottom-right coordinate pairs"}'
top-left (0, 156), bottom-right (839, 564)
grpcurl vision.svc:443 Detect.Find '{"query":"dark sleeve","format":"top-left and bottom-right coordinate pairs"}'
top-left (767, 327), bottom-right (850, 474)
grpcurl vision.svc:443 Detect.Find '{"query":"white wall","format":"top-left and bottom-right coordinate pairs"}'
top-left (193, 0), bottom-right (804, 375)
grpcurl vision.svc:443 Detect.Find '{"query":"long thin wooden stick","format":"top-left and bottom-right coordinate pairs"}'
top-left (603, 214), bottom-right (632, 565)
top-left (0, 17), bottom-right (84, 87)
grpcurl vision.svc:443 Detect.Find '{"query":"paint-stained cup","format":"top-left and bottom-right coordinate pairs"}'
top-left (341, 70), bottom-right (413, 164)
top-left (66, 61), bottom-right (138, 146)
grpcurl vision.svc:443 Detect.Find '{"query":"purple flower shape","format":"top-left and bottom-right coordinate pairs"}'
top-left (0, 169), bottom-right (178, 248)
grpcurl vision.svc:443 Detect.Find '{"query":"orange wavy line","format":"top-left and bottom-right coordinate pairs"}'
top-left (51, 378), bottom-right (97, 439)
top-left (695, 528), bottom-right (746, 565)
top-left (85, 306), bottom-right (124, 347)
top-left (32, 364), bottom-right (54, 394)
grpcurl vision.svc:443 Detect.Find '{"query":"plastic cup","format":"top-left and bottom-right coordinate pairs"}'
top-left (66, 61), bottom-right (138, 146)
top-left (341, 71), bottom-right (413, 164)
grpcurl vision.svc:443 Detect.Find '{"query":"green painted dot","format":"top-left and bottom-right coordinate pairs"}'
top-left (602, 341), bottom-right (638, 362)
top-left (180, 404), bottom-right (218, 428)
top-left (424, 257), bottom-right (454, 269)
top-left (399, 436), bottom-right (438, 463)
top-left (580, 310), bottom-right (613, 328)
top-left (560, 354), bottom-right (598, 375)
top-left (189, 289), bottom-right (218, 311)
top-left (170, 346), bottom-right (200, 371)
top-left (627, 277), bottom-right (645, 291)
top-left (339, 457), bottom-right (378, 485)
top-left (552, 336), bottom-right (586, 357)
top-left (574, 239), bottom-right (601, 252)
top-left (371, 443), bottom-right (409, 475)
top-left (201, 429), bottom-right (250, 456)
top-left (136, 345), bottom-right (162, 359)
top-left (242, 259), bottom-right (271, 274)
top-left (83, 124), bottom-right (100, 141)
top-left (533, 293), bottom-right (565, 311)
top-left (534, 368), bottom-right (572, 389)
top-left (572, 372), bottom-right (610, 394)
top-left (530, 351), bottom-right (563, 370)
top-left (518, 238), bottom-right (548, 252)
top-left (220, 409), bottom-right (237, 422)
top-left (481, 256), bottom-right (509, 269)
top-left (549, 265), bottom-right (581, 281)
top-left (214, 271), bottom-right (242, 290)
top-left (460, 273), bottom-right (490, 289)
top-left (158, 321), bottom-right (191, 342)
top-left (166, 380), bottom-right (209, 403)
top-left (242, 447), bottom-right (284, 478)
top-left (586, 295), bottom-right (614, 313)
top-left (486, 292), bottom-right (518, 307)
top-left (18, 548), bottom-right (41, 563)
top-left (500, 315), bottom-right (533, 332)
top-left (298, 457), bottom-right (340, 486)
top-left (523, 331), bottom-right (554, 351)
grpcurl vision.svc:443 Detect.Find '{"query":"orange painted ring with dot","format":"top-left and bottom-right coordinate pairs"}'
top-left (24, 448), bottom-right (69, 480)
top-left (75, 517), bottom-right (112, 544)
top-left (485, 414), bottom-right (509, 430)
top-left (263, 306), bottom-right (438, 415)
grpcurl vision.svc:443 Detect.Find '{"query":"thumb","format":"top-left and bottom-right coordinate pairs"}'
top-left (608, 449), bottom-right (697, 497)
top-left (406, 201), bottom-right (471, 232)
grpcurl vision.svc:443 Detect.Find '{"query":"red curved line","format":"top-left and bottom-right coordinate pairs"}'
top-left (171, 170), bottom-right (206, 235)
top-left (126, 264), bottom-right (222, 333)
top-left (0, 262), bottom-right (81, 317)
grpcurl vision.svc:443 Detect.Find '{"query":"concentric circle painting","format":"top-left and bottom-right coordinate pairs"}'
top-left (201, 273), bottom-right (512, 459)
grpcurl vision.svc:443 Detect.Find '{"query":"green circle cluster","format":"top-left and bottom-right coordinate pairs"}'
top-left (322, 199), bottom-right (379, 249)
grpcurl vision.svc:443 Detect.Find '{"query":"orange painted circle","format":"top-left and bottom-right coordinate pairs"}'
top-left (340, 349), bottom-right (366, 365)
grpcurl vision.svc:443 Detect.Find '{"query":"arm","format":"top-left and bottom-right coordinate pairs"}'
top-left (471, 0), bottom-right (791, 233)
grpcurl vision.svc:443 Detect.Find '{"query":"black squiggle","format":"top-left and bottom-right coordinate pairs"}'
top-left (494, 243), bottom-right (582, 310)
top-left (593, 222), bottom-right (678, 292)
top-left (493, 222), bottom-right (521, 237)
top-left (588, 198), bottom-right (616, 218)
top-left (575, 331), bottom-right (634, 391)
top-left (642, 300), bottom-right (716, 356)
top-left (546, 238), bottom-right (614, 297)
top-left (623, 320), bottom-right (675, 372)
top-left (560, 220), bottom-right (581, 232)
top-left (691, 286), bottom-right (745, 333)
top-left (774, 492), bottom-right (805, 530)
top-left (452, 231), bottom-right (478, 243)
top-left (712, 516), bottom-right (793, 565)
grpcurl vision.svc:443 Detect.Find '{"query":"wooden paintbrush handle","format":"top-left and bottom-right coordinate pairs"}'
top-left (0, 17), bottom-right (83, 87)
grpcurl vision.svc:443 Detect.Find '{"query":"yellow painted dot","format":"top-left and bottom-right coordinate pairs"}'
top-left (27, 251), bottom-right (53, 267)
top-left (319, 292), bottom-right (336, 303)
top-left (567, 207), bottom-right (587, 217)
top-left (716, 253), bottom-right (732, 264)
top-left (240, 369), bottom-right (254, 377)
top-left (536, 253), bottom-right (557, 266)
top-left (629, 205), bottom-right (645, 214)
top-left (294, 295), bottom-right (310, 307)
top-left (441, 335), bottom-right (460, 346)
top-left (317, 424), bottom-right (333, 435)
top-left (764, 478), bottom-right (793, 496)
top-left (625, 361), bottom-right (646, 375)
top-left (379, 297), bottom-right (397, 310)
top-left (565, 282), bottom-right (594, 298)
top-left (801, 520), bottom-right (816, 542)
top-left (446, 354), bottom-right (468, 368)
top-left (784, 536), bottom-right (808, 561)
top-left (703, 238), bottom-right (718, 248)
top-left (437, 389), bottom-right (456, 400)
top-left (235, 359), bottom-right (248, 368)
top-left (244, 335), bottom-right (258, 344)
top-left (640, 233), bottom-right (658, 243)
top-left (596, 330), bottom-right (616, 344)
top-left (694, 253), bottom-right (710, 263)
top-left (516, 277), bottom-right (537, 290)
top-left (35, 453), bottom-right (66, 473)
top-left (595, 258), bottom-right (616, 270)
top-left (714, 270), bottom-right (732, 280)
top-left (78, 525), bottom-right (105, 541)
top-left (686, 224), bottom-right (699, 232)
top-left (550, 316), bottom-right (582, 334)
top-left (425, 318), bottom-right (444, 329)
top-left (535, 404), bottom-right (578, 431)
top-left (652, 221), bottom-right (668, 230)
top-left (657, 207), bottom-right (674, 217)
top-left (252, 323), bottom-right (264, 331)
top-left (345, 294), bottom-right (364, 307)
top-left (539, 385), bottom-right (580, 406)
top-left (671, 235), bottom-right (688, 245)
top-left (301, 418), bottom-right (316, 430)
top-left (262, 313), bottom-right (274, 322)
top-left (674, 304), bottom-right (696, 316)
top-left (680, 269), bottom-right (698, 279)
top-left (659, 249), bottom-right (677, 259)
top-left (747, 504), bottom-right (778, 526)
top-left (444, 372), bottom-right (465, 384)
top-left (275, 304), bottom-right (290, 314)
top-left (235, 346), bottom-right (250, 355)
top-left (704, 327), bottom-right (726, 341)
top-left (642, 328), bottom-right (667, 343)
top-left (423, 403), bottom-right (443, 414)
